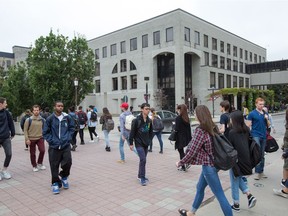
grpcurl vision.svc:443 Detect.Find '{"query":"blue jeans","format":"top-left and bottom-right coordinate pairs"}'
top-left (149, 131), bottom-right (164, 152)
top-left (119, 136), bottom-right (137, 160)
top-left (229, 170), bottom-right (249, 203)
top-left (192, 165), bottom-right (232, 216)
top-left (136, 146), bottom-right (148, 179)
top-left (103, 130), bottom-right (110, 147)
top-left (253, 137), bottom-right (266, 173)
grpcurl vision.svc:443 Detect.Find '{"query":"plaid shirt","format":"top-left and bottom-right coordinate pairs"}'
top-left (179, 127), bottom-right (214, 167)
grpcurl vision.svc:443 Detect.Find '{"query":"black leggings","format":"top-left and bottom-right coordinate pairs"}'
top-left (88, 127), bottom-right (98, 140)
top-left (178, 148), bottom-right (185, 169)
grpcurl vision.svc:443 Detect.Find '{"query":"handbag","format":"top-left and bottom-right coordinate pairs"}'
top-left (265, 134), bottom-right (279, 153)
top-left (168, 130), bottom-right (177, 143)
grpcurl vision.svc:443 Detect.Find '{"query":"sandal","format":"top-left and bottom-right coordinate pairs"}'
top-left (178, 208), bottom-right (188, 216)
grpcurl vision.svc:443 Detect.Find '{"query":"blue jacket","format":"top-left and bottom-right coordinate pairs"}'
top-left (0, 109), bottom-right (15, 139)
top-left (43, 112), bottom-right (75, 149)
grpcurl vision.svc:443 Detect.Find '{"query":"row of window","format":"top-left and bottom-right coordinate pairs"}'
top-left (210, 72), bottom-right (249, 89)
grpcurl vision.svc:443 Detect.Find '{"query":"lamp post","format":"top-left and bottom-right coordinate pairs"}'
top-left (208, 87), bottom-right (218, 118)
top-left (144, 77), bottom-right (149, 103)
top-left (74, 78), bottom-right (78, 108)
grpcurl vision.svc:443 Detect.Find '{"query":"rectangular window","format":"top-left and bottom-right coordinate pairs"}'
top-left (240, 62), bottom-right (244, 73)
top-left (254, 54), bottom-right (257, 63)
top-left (184, 27), bottom-right (190, 42)
top-left (220, 41), bottom-right (224, 53)
top-left (204, 52), bottom-right (209, 65)
top-left (204, 34), bottom-right (208, 48)
top-left (245, 78), bottom-right (249, 87)
top-left (120, 41), bottom-right (126, 53)
top-left (227, 43), bottom-right (231, 55)
top-left (239, 77), bottom-right (244, 87)
top-left (111, 44), bottom-right (117, 56)
top-left (130, 38), bottom-right (137, 51)
top-left (250, 52), bottom-right (253, 62)
top-left (153, 31), bottom-right (160, 45)
top-left (227, 58), bottom-right (231, 70)
top-left (227, 75), bottom-right (231, 88)
top-left (130, 75), bottom-right (137, 89)
top-left (194, 31), bottom-right (200, 45)
top-left (142, 34), bottom-right (148, 48)
top-left (212, 54), bottom-right (218, 67)
top-left (233, 76), bottom-right (238, 88)
top-left (95, 80), bottom-right (100, 93)
top-left (212, 38), bottom-right (217, 50)
top-left (112, 78), bottom-right (118, 91)
top-left (166, 27), bottom-right (173, 42)
top-left (95, 49), bottom-right (99, 59)
top-left (210, 72), bottom-right (216, 88)
top-left (102, 46), bottom-right (107, 58)
top-left (121, 76), bottom-right (127, 90)
top-left (130, 61), bottom-right (136, 71)
top-left (259, 55), bottom-right (261, 63)
top-left (6, 60), bottom-right (11, 68)
top-left (120, 59), bottom-right (127, 72)
top-left (218, 73), bottom-right (224, 89)
top-left (240, 48), bottom-right (243, 59)
top-left (245, 50), bottom-right (248, 60)
top-left (233, 60), bottom-right (238, 72)
top-left (220, 56), bottom-right (225, 69)
top-left (233, 46), bottom-right (237, 57)
top-left (95, 62), bottom-right (100, 76)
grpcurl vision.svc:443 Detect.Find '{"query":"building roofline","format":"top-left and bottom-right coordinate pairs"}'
top-left (88, 8), bottom-right (265, 51)
top-left (0, 52), bottom-right (14, 58)
top-left (12, 45), bottom-right (31, 50)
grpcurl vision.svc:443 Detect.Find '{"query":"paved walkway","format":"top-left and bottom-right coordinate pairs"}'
top-left (0, 114), bottom-right (286, 216)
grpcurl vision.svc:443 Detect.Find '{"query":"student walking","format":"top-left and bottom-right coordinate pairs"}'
top-left (43, 101), bottom-right (74, 194)
top-left (20, 109), bottom-right (32, 151)
top-left (77, 106), bottom-right (87, 145)
top-left (228, 110), bottom-right (257, 212)
top-left (0, 97), bottom-right (15, 181)
top-left (175, 104), bottom-right (192, 171)
top-left (99, 107), bottom-right (113, 152)
top-left (68, 106), bottom-right (79, 151)
top-left (246, 97), bottom-right (269, 180)
top-left (23, 105), bottom-right (46, 172)
top-left (87, 105), bottom-right (99, 142)
top-left (129, 103), bottom-right (153, 186)
top-left (148, 108), bottom-right (164, 153)
top-left (219, 100), bottom-right (230, 137)
top-left (176, 105), bottom-right (232, 216)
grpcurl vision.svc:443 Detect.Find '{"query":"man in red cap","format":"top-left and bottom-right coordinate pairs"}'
top-left (118, 102), bottom-right (137, 163)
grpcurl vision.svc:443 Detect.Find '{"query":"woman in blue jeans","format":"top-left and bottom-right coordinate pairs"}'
top-left (176, 105), bottom-right (232, 216)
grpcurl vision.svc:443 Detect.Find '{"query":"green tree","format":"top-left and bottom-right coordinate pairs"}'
top-left (27, 30), bottom-right (95, 109)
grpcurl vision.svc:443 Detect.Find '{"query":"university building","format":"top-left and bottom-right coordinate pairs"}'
top-left (85, 8), bottom-right (266, 114)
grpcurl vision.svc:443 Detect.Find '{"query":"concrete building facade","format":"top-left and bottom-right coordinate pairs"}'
top-left (0, 46), bottom-right (30, 71)
top-left (86, 9), bottom-right (266, 114)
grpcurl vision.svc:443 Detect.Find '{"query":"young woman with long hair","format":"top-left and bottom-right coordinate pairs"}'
top-left (175, 104), bottom-right (191, 171)
top-left (99, 107), bottom-right (113, 152)
top-left (176, 105), bottom-right (232, 216)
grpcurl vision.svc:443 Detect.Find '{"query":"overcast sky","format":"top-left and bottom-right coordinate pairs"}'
top-left (1, 0), bottom-right (287, 61)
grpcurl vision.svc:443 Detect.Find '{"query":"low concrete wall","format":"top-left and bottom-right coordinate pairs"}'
top-left (14, 122), bottom-right (24, 135)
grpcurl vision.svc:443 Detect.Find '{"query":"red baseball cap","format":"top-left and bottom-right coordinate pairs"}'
top-left (120, 102), bottom-right (129, 109)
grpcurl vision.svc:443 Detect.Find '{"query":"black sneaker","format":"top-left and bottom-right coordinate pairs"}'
top-left (281, 179), bottom-right (287, 187)
top-left (248, 195), bottom-right (257, 208)
top-left (231, 203), bottom-right (240, 212)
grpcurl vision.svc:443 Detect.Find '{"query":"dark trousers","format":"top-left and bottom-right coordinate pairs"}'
top-left (178, 148), bottom-right (185, 169)
top-left (79, 128), bottom-right (85, 143)
top-left (136, 146), bottom-right (148, 179)
top-left (48, 146), bottom-right (72, 185)
top-left (71, 131), bottom-right (78, 146)
top-left (88, 127), bottom-right (98, 140)
top-left (29, 138), bottom-right (45, 167)
top-left (0, 138), bottom-right (12, 168)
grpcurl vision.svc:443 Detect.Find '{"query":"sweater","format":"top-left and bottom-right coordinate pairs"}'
top-left (24, 115), bottom-right (44, 141)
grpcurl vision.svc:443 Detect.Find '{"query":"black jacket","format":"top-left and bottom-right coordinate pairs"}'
top-left (0, 109), bottom-right (15, 139)
top-left (175, 115), bottom-right (191, 150)
top-left (129, 114), bottom-right (153, 148)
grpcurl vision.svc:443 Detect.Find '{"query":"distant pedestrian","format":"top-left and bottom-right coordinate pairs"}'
top-left (77, 106), bottom-right (87, 145)
top-left (228, 110), bottom-right (257, 212)
top-left (68, 106), bottom-right (79, 151)
top-left (42, 107), bottom-right (51, 120)
top-left (99, 107), bottom-right (113, 152)
top-left (243, 105), bottom-right (249, 120)
top-left (129, 103), bottom-right (153, 186)
top-left (87, 105), bottom-right (99, 143)
top-left (20, 109), bottom-right (32, 150)
top-left (246, 97), bottom-right (269, 180)
top-left (177, 105), bottom-right (232, 216)
top-left (175, 104), bottom-right (192, 172)
top-left (24, 105), bottom-right (46, 172)
top-left (0, 97), bottom-right (15, 181)
top-left (219, 100), bottom-right (230, 138)
top-left (130, 106), bottom-right (133, 113)
top-left (148, 108), bottom-right (164, 154)
top-left (43, 101), bottom-right (74, 194)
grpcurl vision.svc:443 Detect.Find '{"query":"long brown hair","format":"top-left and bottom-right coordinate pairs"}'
top-left (102, 107), bottom-right (112, 118)
top-left (195, 105), bottom-right (216, 135)
top-left (177, 104), bottom-right (189, 123)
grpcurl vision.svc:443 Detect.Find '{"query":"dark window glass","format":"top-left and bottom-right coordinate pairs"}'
top-left (112, 78), bottom-right (118, 90)
top-left (212, 38), bottom-right (217, 50)
top-left (142, 34), bottom-right (148, 48)
top-left (212, 54), bottom-right (218, 67)
top-left (245, 78), bottom-right (249, 87)
top-left (194, 31), bottom-right (200, 45)
top-left (120, 41), bottom-right (126, 53)
top-left (218, 73), bottom-right (224, 89)
top-left (112, 64), bottom-right (118, 74)
top-left (233, 60), bottom-right (238, 72)
top-left (220, 41), bottom-right (224, 53)
top-left (254, 54), bottom-right (257, 63)
top-left (245, 50), bottom-right (248, 60)
top-left (220, 56), bottom-right (225, 69)
top-left (204, 52), bottom-right (209, 65)
top-left (233, 46), bottom-right (237, 57)
top-left (227, 75), bottom-right (231, 88)
top-left (121, 76), bottom-right (127, 90)
top-left (166, 27), bottom-right (173, 42)
top-left (204, 34), bottom-right (208, 48)
top-left (239, 77), bottom-right (244, 87)
top-left (210, 72), bottom-right (216, 88)
top-left (131, 75), bottom-right (137, 89)
top-left (95, 80), bottom-right (100, 93)
top-left (95, 49), bottom-right (99, 59)
top-left (130, 61), bottom-right (136, 71)
top-left (184, 27), bottom-right (190, 42)
top-left (233, 76), bottom-right (237, 88)
top-left (227, 58), bottom-right (231, 70)
top-left (240, 48), bottom-right (243, 59)
top-left (227, 43), bottom-right (231, 55)
top-left (240, 62), bottom-right (244, 73)
top-left (130, 38), bottom-right (137, 51)
top-left (120, 59), bottom-right (127, 72)
top-left (102, 46), bottom-right (107, 58)
top-left (95, 62), bottom-right (100, 76)
top-left (153, 31), bottom-right (160, 45)
top-left (111, 44), bottom-right (117, 56)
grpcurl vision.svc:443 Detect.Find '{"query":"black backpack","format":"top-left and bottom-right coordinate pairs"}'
top-left (90, 111), bottom-right (97, 122)
top-left (152, 116), bottom-right (164, 131)
top-left (78, 112), bottom-right (87, 125)
top-left (249, 137), bottom-right (261, 168)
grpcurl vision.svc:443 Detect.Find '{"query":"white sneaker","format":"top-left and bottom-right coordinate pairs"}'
top-left (273, 189), bottom-right (288, 198)
top-left (1, 170), bottom-right (11, 179)
top-left (37, 164), bottom-right (46, 170)
top-left (0, 174), bottom-right (2, 181)
top-left (33, 167), bottom-right (39, 172)
top-left (89, 140), bottom-right (94, 143)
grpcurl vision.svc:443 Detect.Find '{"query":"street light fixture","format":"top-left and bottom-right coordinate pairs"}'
top-left (144, 77), bottom-right (149, 103)
top-left (74, 78), bottom-right (79, 108)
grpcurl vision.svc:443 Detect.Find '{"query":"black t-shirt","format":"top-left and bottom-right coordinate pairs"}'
top-left (220, 113), bottom-right (230, 137)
